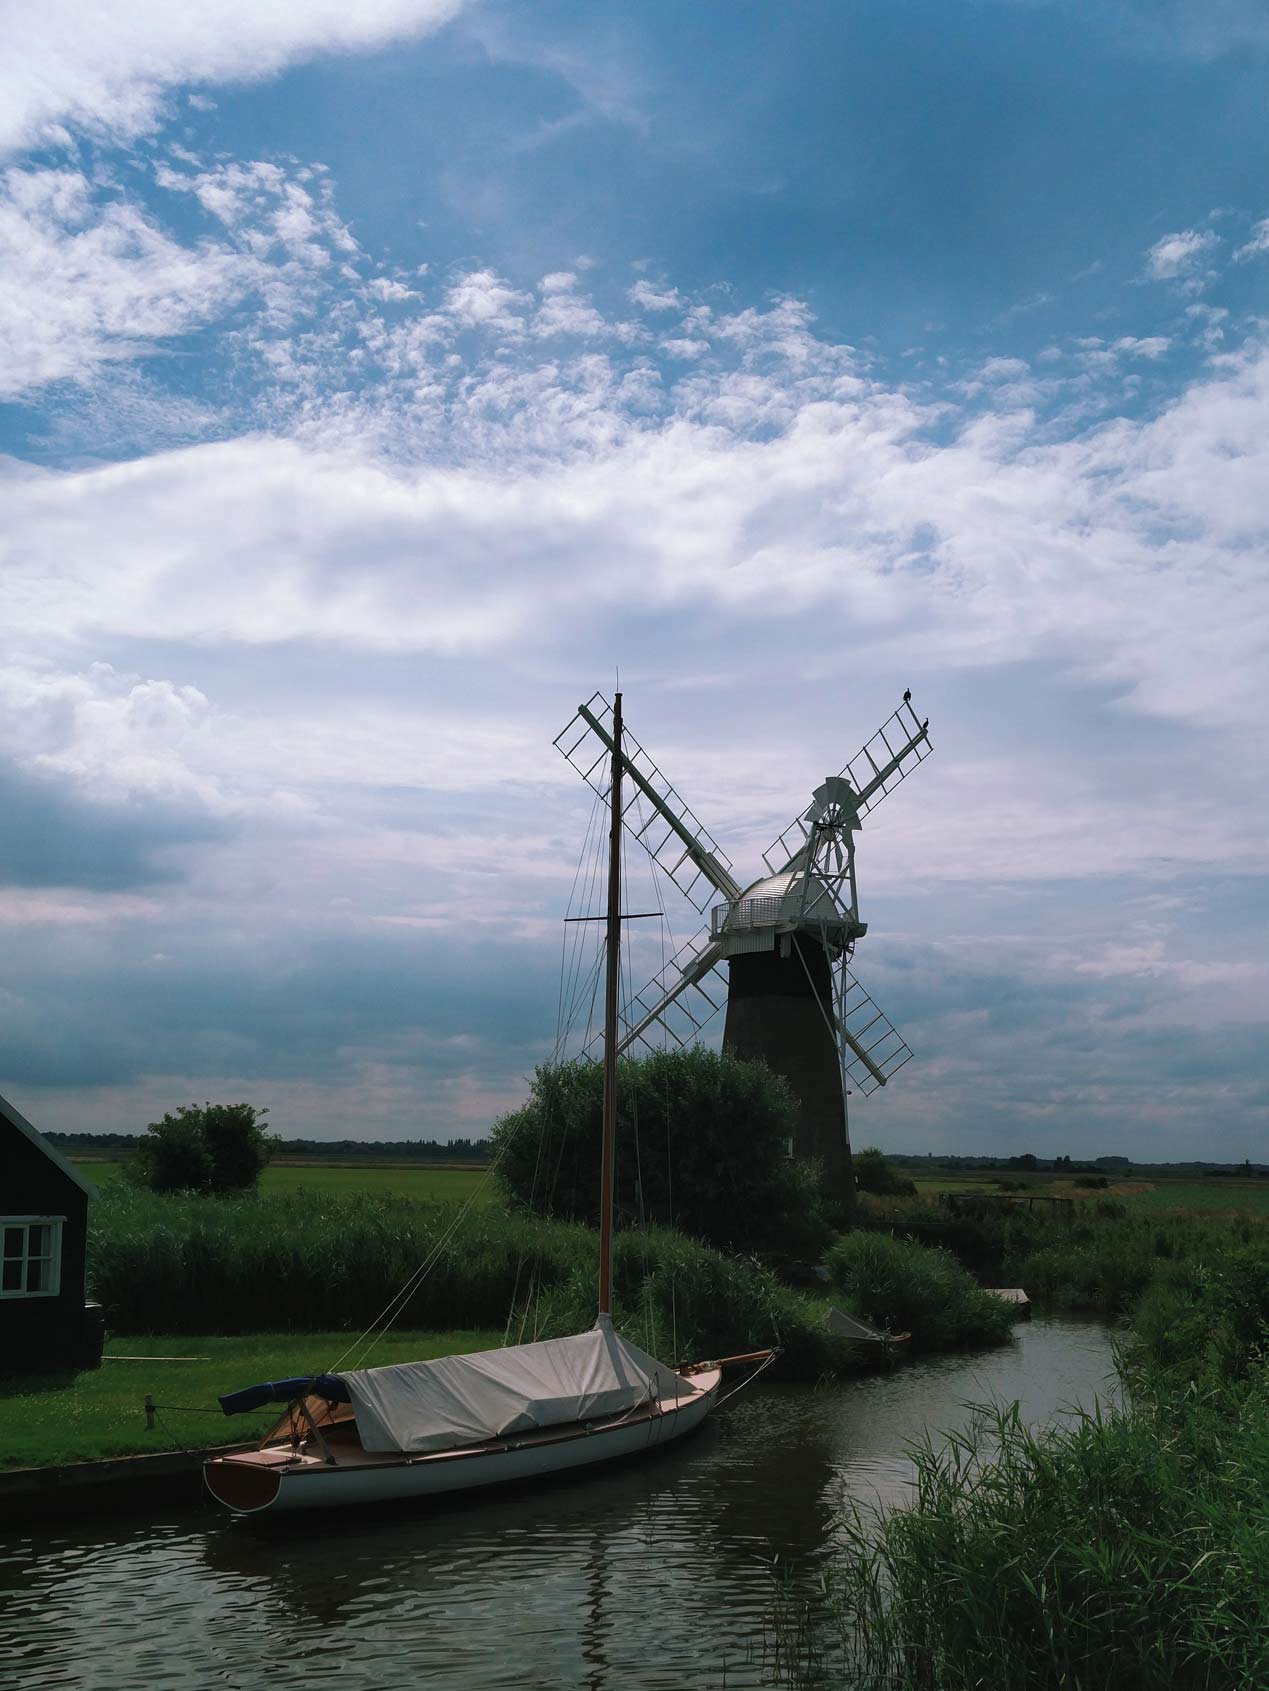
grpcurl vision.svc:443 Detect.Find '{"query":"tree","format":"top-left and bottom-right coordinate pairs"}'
top-left (852, 1146), bottom-right (918, 1197)
top-left (491, 1047), bottom-right (829, 1259)
top-left (134, 1102), bottom-right (276, 1195)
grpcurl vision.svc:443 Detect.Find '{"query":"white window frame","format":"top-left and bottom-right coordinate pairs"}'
top-left (0, 1215), bottom-right (64, 1299)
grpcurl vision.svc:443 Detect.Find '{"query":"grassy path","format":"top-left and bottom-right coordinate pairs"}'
top-left (0, 1330), bottom-right (500, 1469)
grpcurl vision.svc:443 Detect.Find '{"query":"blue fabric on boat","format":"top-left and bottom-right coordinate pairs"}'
top-left (218, 1374), bottom-right (352, 1415)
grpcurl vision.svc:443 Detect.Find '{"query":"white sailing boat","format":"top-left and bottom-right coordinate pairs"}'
top-left (205, 693), bottom-right (774, 1515)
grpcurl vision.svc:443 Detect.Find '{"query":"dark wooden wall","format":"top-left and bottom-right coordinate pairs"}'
top-left (1, 1119), bottom-right (90, 1370)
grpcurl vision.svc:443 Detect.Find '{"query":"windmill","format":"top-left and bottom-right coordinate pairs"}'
top-left (554, 693), bottom-right (932, 1206)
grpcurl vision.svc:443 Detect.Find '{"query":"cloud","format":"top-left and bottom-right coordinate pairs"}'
top-left (442, 267), bottom-right (531, 332)
top-left (155, 158), bottom-right (360, 271)
top-left (0, 660), bottom-right (220, 807)
top-left (1235, 218), bottom-right (1269, 261)
top-left (1144, 227), bottom-right (1219, 281)
top-left (366, 276), bottom-right (418, 301)
top-left (0, 166), bottom-right (248, 398)
top-left (978, 357), bottom-right (1029, 382)
top-left (531, 271), bottom-right (609, 339)
top-left (0, 156), bottom-right (369, 401)
top-left (0, 1), bottom-right (464, 156)
top-left (628, 280), bottom-right (681, 312)
top-left (5, 322), bottom-right (1268, 739)
top-left (0, 758), bottom-right (225, 892)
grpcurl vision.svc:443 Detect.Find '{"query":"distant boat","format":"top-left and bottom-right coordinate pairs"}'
top-left (205, 692), bottom-right (775, 1515)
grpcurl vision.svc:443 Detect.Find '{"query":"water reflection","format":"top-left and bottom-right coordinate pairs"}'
top-left (1, 1318), bottom-right (1118, 1691)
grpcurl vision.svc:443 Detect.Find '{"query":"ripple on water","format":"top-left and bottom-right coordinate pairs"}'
top-left (0, 1317), bottom-right (1118, 1691)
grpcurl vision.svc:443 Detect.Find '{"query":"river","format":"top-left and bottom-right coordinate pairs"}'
top-left (1, 1317), bottom-right (1117, 1691)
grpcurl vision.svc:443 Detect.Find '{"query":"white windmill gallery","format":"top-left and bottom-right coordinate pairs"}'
top-left (554, 692), bottom-right (932, 1205)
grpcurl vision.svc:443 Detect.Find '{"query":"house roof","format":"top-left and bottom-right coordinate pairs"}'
top-left (0, 1091), bottom-right (99, 1200)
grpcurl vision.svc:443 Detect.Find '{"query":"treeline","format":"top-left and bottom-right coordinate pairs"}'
top-left (47, 1131), bottom-right (493, 1161)
top-left (888, 1151), bottom-right (1268, 1176)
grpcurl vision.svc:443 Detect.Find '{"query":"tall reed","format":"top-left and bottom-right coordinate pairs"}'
top-left (783, 1229), bottom-right (1269, 1687)
top-left (87, 1189), bottom-right (855, 1376)
top-left (810, 1379), bottom-right (1269, 1689)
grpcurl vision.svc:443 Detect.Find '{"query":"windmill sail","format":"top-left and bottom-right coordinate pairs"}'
top-left (555, 694), bottom-right (740, 911)
top-left (584, 929), bottom-right (727, 1057)
top-left (763, 698), bottom-right (930, 875)
top-left (837, 968), bottom-right (913, 1094)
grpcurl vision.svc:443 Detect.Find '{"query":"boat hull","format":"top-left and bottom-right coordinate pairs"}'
top-left (206, 1368), bottom-right (721, 1515)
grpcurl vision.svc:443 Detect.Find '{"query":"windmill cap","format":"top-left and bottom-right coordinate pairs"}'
top-left (723, 869), bottom-right (844, 928)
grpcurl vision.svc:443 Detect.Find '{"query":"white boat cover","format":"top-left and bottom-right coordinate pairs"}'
top-left (338, 1320), bottom-right (698, 1455)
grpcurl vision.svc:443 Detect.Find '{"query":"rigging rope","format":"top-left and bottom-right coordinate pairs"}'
top-left (328, 1125), bottom-right (527, 1375)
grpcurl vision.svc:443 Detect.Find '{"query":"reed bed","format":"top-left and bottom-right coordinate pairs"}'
top-left (812, 1382), bottom-right (1269, 1689)
top-left (777, 1229), bottom-right (1269, 1687)
top-left (859, 1193), bottom-right (1265, 1316)
top-left (89, 1188), bottom-right (595, 1334)
top-left (87, 1189), bottom-right (859, 1377)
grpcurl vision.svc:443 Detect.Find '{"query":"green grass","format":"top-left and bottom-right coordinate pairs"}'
top-left (909, 1171), bottom-right (1269, 1215)
top-left (74, 1158), bottom-right (496, 1205)
top-left (1122, 1180), bottom-right (1269, 1216)
top-left (0, 1330), bottom-right (500, 1469)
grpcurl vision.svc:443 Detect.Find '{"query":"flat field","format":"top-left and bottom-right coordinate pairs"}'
top-left (912, 1171), bottom-right (1269, 1215)
top-left (0, 1329), bottom-right (500, 1469)
top-left (1118, 1181), bottom-right (1269, 1216)
top-left (73, 1158), bottom-right (496, 1206)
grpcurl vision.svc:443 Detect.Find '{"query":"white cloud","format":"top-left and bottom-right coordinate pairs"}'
top-left (0, 1), bottom-right (464, 156)
top-left (532, 272), bottom-right (608, 338)
top-left (0, 156), bottom-right (375, 401)
top-left (0, 659), bottom-right (211, 796)
top-left (155, 158), bottom-right (359, 269)
top-left (1144, 227), bottom-right (1219, 280)
top-left (0, 166), bottom-right (249, 398)
top-left (442, 267), bottom-right (530, 332)
top-left (661, 337), bottom-right (708, 360)
top-left (366, 277), bottom-right (418, 301)
top-left (4, 319), bottom-right (1267, 760)
top-left (979, 357), bottom-right (1029, 382)
top-left (1235, 218), bottom-right (1269, 261)
top-left (628, 279), bottom-right (681, 311)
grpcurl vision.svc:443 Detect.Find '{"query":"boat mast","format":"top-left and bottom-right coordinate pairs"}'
top-left (598, 691), bottom-right (623, 1320)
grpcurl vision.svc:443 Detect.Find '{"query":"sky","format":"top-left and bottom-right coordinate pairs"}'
top-left (1, 0), bottom-right (1266, 1161)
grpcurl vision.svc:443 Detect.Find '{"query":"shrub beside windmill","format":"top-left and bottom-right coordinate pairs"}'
top-left (554, 693), bottom-right (931, 1211)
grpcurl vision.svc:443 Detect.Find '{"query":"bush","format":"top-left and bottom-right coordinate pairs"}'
top-left (133, 1101), bottom-right (276, 1195)
top-left (823, 1231), bottom-right (1018, 1350)
top-left (491, 1048), bottom-right (830, 1259)
top-left (852, 1147), bottom-right (918, 1197)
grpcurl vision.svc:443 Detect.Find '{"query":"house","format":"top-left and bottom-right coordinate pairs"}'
top-left (1, 1090), bottom-right (101, 1371)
